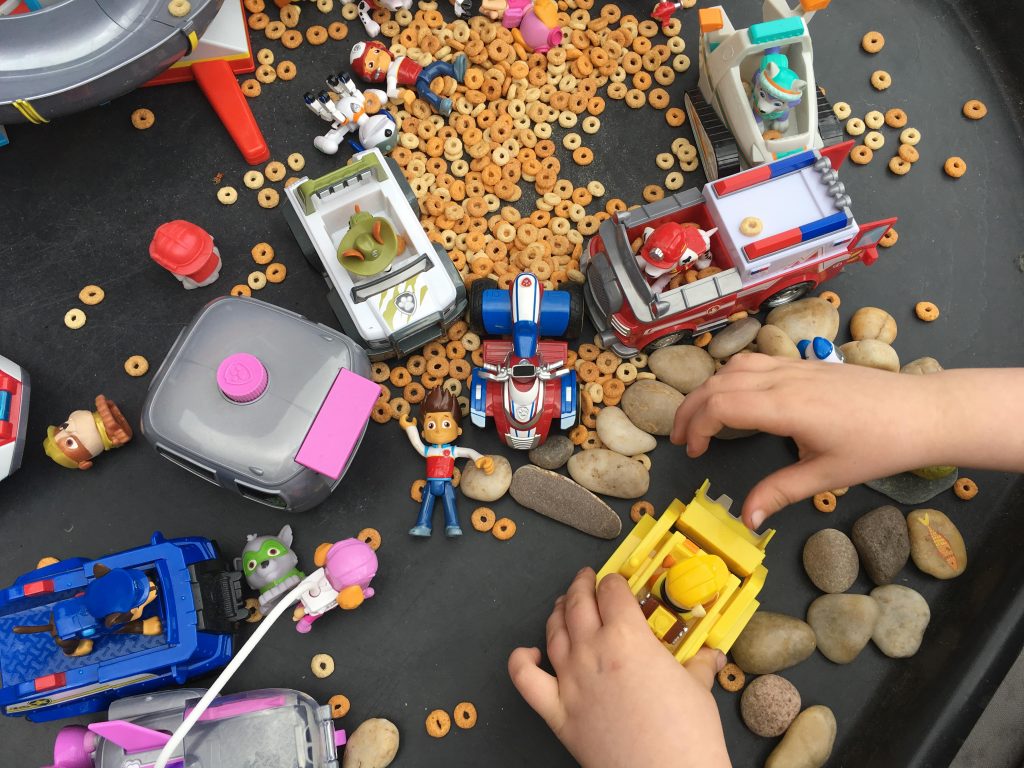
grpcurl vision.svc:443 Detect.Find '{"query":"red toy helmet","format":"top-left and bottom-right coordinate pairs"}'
top-left (149, 220), bottom-right (216, 279)
top-left (350, 40), bottom-right (393, 80)
top-left (639, 223), bottom-right (715, 274)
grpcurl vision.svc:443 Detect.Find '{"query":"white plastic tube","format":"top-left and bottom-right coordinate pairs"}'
top-left (153, 575), bottom-right (318, 768)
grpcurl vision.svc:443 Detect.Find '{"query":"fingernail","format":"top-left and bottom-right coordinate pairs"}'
top-left (576, 566), bottom-right (588, 577)
top-left (715, 651), bottom-right (727, 672)
top-left (749, 509), bottom-right (765, 531)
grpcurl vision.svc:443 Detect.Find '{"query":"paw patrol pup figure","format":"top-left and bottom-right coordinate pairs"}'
top-left (149, 220), bottom-right (222, 290)
top-left (237, 526), bottom-right (305, 610)
top-left (43, 395), bottom-right (132, 470)
top-left (292, 538), bottom-right (378, 633)
top-left (636, 222), bottom-right (718, 293)
top-left (750, 47), bottom-right (806, 133)
top-left (399, 387), bottom-right (494, 538)
top-left (350, 40), bottom-right (468, 116)
top-left (13, 564), bottom-right (161, 657)
top-left (638, 553), bottom-right (729, 647)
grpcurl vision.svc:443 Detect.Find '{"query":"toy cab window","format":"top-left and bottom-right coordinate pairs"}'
top-left (740, 43), bottom-right (811, 137)
top-left (850, 224), bottom-right (891, 248)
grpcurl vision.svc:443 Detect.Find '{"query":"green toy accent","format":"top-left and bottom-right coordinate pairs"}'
top-left (242, 538), bottom-right (291, 577)
top-left (338, 211), bottom-right (399, 276)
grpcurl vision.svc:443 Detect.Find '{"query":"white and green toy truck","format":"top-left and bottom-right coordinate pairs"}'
top-left (284, 148), bottom-right (467, 360)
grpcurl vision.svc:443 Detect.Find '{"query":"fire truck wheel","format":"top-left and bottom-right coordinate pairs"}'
top-left (644, 330), bottom-right (690, 352)
top-left (759, 281), bottom-right (815, 311)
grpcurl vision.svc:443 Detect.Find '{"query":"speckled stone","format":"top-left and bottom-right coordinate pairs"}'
top-left (509, 465), bottom-right (621, 539)
top-left (528, 435), bottom-right (574, 470)
top-left (806, 594), bottom-right (879, 664)
top-left (765, 298), bottom-right (840, 344)
top-left (648, 345), bottom-right (716, 394)
top-left (620, 379), bottom-right (684, 436)
top-left (708, 317), bottom-right (762, 359)
top-left (731, 611), bottom-right (817, 675)
top-left (802, 529), bottom-right (859, 593)
top-left (907, 508), bottom-right (967, 579)
top-left (740, 674), bottom-right (802, 737)
top-left (870, 584), bottom-right (931, 658)
top-left (851, 505), bottom-right (910, 585)
top-left (765, 706), bottom-right (837, 768)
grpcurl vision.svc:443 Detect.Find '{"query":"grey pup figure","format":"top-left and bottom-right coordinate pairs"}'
top-left (236, 525), bottom-right (305, 610)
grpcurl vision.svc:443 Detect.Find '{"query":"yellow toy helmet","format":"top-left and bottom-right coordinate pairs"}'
top-left (661, 553), bottom-right (729, 610)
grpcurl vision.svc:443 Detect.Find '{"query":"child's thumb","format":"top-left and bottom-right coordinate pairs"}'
top-left (742, 459), bottom-right (831, 530)
top-left (684, 647), bottom-right (726, 690)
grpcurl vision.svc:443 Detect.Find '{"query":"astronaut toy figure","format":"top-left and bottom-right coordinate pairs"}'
top-left (237, 526), bottom-right (305, 611)
top-left (43, 395), bottom-right (133, 470)
top-left (350, 40), bottom-right (468, 117)
top-left (399, 387), bottom-right (494, 538)
top-left (291, 538), bottom-right (378, 633)
top-left (798, 337), bottom-right (844, 364)
top-left (636, 222), bottom-right (718, 293)
top-left (304, 72), bottom-right (397, 156)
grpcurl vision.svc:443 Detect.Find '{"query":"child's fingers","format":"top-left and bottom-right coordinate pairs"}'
top-left (741, 456), bottom-right (834, 530)
top-left (508, 647), bottom-right (565, 729)
top-left (595, 573), bottom-right (647, 628)
top-left (546, 595), bottom-right (571, 671)
top-left (564, 567), bottom-right (602, 642)
top-left (682, 647), bottom-right (726, 690)
top-left (671, 370), bottom-right (777, 447)
top-left (677, 389), bottom-right (773, 457)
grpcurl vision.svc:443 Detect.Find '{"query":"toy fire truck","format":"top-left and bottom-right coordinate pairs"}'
top-left (582, 142), bottom-right (896, 356)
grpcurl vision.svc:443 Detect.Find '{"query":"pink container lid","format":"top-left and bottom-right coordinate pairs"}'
top-left (216, 353), bottom-right (268, 403)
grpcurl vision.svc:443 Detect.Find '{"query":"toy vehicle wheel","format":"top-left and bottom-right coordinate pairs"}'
top-left (644, 330), bottom-right (691, 352)
top-left (283, 205), bottom-right (323, 275)
top-left (815, 87), bottom-right (845, 148)
top-left (759, 281), bottom-right (815, 311)
top-left (468, 277), bottom-right (498, 333)
top-left (563, 282), bottom-right (585, 339)
top-left (684, 89), bottom-right (741, 182)
top-left (387, 156), bottom-right (419, 211)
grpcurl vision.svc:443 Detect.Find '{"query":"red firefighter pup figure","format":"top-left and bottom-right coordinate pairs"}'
top-left (350, 40), bottom-right (468, 117)
top-left (636, 222), bottom-right (718, 293)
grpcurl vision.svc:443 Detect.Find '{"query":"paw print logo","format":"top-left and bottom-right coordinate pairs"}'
top-left (395, 291), bottom-right (417, 315)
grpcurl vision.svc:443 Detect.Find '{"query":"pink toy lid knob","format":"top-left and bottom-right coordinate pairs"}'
top-left (217, 353), bottom-right (268, 403)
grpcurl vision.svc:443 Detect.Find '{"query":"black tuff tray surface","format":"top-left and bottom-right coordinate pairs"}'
top-left (1, 0), bottom-right (1022, 765)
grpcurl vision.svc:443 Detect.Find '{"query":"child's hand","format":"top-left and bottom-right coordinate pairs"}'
top-left (509, 568), bottom-right (731, 768)
top-left (476, 455), bottom-right (495, 474)
top-left (399, 414), bottom-right (416, 430)
top-left (670, 353), bottom-right (961, 529)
